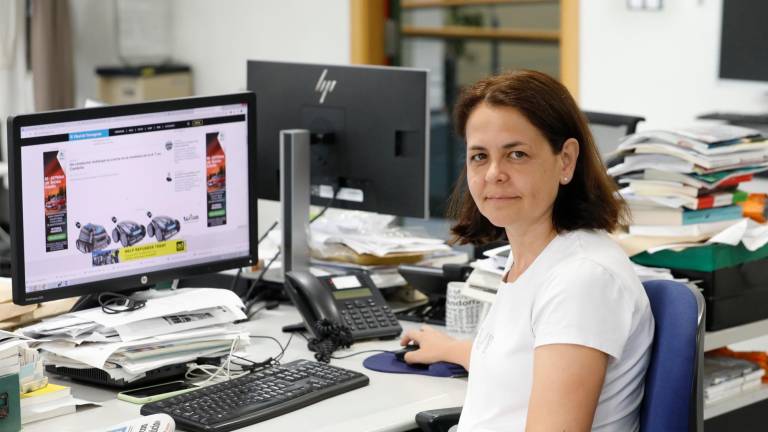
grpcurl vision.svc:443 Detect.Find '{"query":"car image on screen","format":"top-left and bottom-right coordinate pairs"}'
top-left (111, 221), bottom-right (146, 247)
top-left (147, 216), bottom-right (181, 242)
top-left (75, 223), bottom-right (111, 253)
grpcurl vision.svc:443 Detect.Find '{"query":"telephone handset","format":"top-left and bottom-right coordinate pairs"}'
top-left (283, 270), bottom-right (402, 341)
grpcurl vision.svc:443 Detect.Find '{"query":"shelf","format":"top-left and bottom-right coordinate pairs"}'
top-left (704, 382), bottom-right (768, 420)
top-left (401, 0), bottom-right (555, 8)
top-left (400, 25), bottom-right (559, 42)
top-left (705, 318), bottom-right (768, 351)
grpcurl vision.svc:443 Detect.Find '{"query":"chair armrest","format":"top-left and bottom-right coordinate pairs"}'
top-left (415, 407), bottom-right (463, 432)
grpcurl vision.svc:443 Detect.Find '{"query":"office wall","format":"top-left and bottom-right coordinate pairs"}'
top-left (169, 0), bottom-right (350, 96)
top-left (580, 1), bottom-right (768, 129)
top-left (70, 0), bottom-right (119, 107)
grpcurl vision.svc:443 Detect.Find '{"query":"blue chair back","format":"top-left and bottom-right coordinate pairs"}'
top-left (639, 280), bottom-right (704, 432)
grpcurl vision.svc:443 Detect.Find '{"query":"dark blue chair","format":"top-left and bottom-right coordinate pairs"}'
top-left (640, 279), bottom-right (705, 432)
top-left (416, 280), bottom-right (705, 432)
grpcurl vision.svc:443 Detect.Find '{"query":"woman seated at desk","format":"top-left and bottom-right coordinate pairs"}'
top-left (400, 70), bottom-right (654, 431)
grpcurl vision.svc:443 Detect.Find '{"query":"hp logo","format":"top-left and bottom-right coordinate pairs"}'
top-left (315, 69), bottom-right (336, 104)
top-left (141, 275), bottom-right (148, 284)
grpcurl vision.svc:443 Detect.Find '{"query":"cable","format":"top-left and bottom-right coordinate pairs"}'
top-left (331, 349), bottom-right (390, 360)
top-left (258, 220), bottom-right (279, 244)
top-left (248, 332), bottom-right (295, 363)
top-left (241, 189), bottom-right (339, 313)
top-left (185, 337), bottom-right (244, 383)
top-left (229, 267), bottom-right (242, 292)
top-left (236, 220), bottom-right (280, 300)
top-left (309, 189), bottom-right (338, 223)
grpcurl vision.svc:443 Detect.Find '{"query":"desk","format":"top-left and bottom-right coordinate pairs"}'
top-left (24, 306), bottom-right (468, 432)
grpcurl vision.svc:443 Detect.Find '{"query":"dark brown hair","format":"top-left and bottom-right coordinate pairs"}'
top-left (448, 70), bottom-right (627, 245)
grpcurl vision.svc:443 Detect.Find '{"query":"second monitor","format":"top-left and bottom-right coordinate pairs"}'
top-left (247, 60), bottom-right (430, 219)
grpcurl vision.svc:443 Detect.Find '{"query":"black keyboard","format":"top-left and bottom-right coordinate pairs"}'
top-left (140, 359), bottom-right (369, 432)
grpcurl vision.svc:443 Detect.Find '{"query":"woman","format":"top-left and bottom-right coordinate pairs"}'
top-left (400, 70), bottom-right (654, 431)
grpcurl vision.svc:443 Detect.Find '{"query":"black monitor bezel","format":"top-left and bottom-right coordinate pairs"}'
top-left (7, 92), bottom-right (258, 305)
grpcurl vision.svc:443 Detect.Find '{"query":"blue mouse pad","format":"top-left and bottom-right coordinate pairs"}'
top-left (363, 352), bottom-right (467, 377)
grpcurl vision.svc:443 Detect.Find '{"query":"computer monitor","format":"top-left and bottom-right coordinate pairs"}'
top-left (247, 60), bottom-right (430, 219)
top-left (719, 0), bottom-right (768, 82)
top-left (7, 93), bottom-right (258, 305)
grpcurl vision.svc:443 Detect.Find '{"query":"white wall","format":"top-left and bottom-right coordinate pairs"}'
top-left (580, 1), bottom-right (768, 130)
top-left (70, 0), bottom-right (120, 108)
top-left (170, 0), bottom-right (350, 96)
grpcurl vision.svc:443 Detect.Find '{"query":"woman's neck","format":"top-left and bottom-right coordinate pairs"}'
top-left (504, 219), bottom-right (558, 283)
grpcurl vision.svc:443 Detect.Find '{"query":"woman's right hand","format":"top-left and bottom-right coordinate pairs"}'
top-left (399, 325), bottom-right (461, 365)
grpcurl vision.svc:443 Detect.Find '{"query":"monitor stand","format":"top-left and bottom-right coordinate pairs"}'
top-left (279, 129), bottom-right (311, 277)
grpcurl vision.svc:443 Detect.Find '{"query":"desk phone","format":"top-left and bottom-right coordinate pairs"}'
top-left (284, 270), bottom-right (402, 340)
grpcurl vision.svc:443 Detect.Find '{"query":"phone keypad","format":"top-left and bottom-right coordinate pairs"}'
top-left (340, 300), bottom-right (399, 331)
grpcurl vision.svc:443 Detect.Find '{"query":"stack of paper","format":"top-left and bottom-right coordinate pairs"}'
top-left (704, 355), bottom-right (765, 404)
top-left (460, 246), bottom-right (506, 303)
top-left (0, 336), bottom-right (20, 378)
top-left (20, 383), bottom-right (76, 424)
top-left (309, 209), bottom-right (451, 259)
top-left (608, 124), bottom-right (768, 255)
top-left (18, 288), bottom-right (250, 384)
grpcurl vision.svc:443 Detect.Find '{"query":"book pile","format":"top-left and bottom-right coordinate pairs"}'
top-left (704, 354), bottom-right (765, 404)
top-left (17, 288), bottom-right (250, 385)
top-left (608, 124), bottom-right (768, 252)
top-left (460, 245), bottom-right (506, 303)
top-left (20, 383), bottom-right (76, 424)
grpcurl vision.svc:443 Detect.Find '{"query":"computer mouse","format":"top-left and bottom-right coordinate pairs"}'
top-left (394, 344), bottom-right (428, 368)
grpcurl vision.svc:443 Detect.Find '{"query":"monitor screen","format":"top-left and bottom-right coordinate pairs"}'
top-left (719, 0), bottom-right (768, 82)
top-left (247, 60), bottom-right (430, 218)
top-left (8, 93), bottom-right (258, 305)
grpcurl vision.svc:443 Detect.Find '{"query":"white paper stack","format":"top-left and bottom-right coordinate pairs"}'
top-left (308, 209), bottom-right (451, 257)
top-left (460, 246), bottom-right (508, 303)
top-left (704, 355), bottom-right (766, 404)
top-left (18, 288), bottom-right (250, 383)
top-left (20, 383), bottom-right (76, 424)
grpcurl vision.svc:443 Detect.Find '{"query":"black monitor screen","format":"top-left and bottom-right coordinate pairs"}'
top-left (719, 0), bottom-right (768, 82)
top-left (7, 93), bottom-right (258, 304)
top-left (248, 61), bottom-right (429, 218)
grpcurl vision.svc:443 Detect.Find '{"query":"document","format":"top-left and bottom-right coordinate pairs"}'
top-left (71, 288), bottom-right (244, 328)
top-left (114, 305), bottom-right (245, 342)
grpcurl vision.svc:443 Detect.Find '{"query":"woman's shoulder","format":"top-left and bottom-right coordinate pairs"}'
top-left (557, 230), bottom-right (632, 267)
top-left (549, 230), bottom-right (642, 291)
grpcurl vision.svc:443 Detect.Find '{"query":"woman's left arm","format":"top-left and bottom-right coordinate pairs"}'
top-left (525, 343), bottom-right (609, 432)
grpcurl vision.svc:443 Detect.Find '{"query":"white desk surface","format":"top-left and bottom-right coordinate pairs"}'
top-left (24, 306), bottom-right (468, 432)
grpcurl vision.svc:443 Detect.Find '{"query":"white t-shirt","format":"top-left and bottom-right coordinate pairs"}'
top-left (457, 229), bottom-right (654, 432)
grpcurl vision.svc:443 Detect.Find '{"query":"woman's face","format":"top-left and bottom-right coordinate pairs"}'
top-left (465, 102), bottom-right (577, 231)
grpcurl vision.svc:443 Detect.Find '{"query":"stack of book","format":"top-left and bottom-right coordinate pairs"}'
top-left (704, 354), bottom-right (765, 404)
top-left (20, 383), bottom-right (76, 425)
top-left (609, 124), bottom-right (768, 242)
top-left (460, 245), bottom-right (507, 303)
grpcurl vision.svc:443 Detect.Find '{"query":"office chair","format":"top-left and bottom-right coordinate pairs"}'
top-left (415, 279), bottom-right (705, 432)
top-left (583, 110), bottom-right (645, 156)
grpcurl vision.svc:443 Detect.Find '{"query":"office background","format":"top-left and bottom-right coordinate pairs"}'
top-left (3, 2), bottom-right (768, 428)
